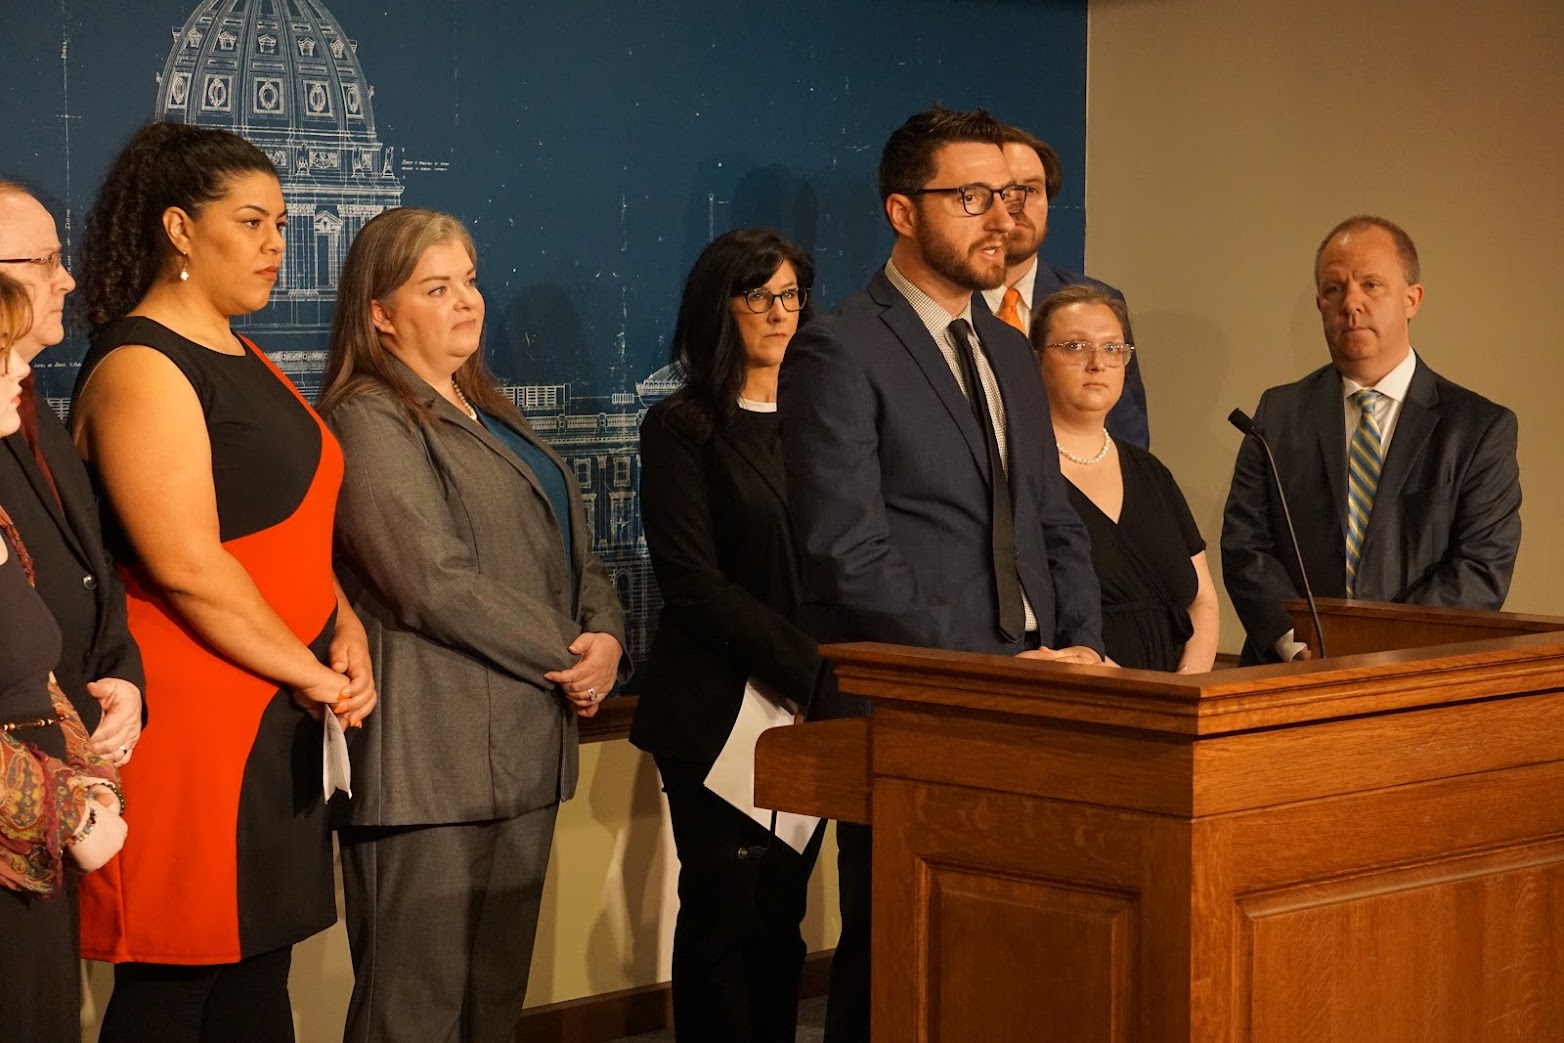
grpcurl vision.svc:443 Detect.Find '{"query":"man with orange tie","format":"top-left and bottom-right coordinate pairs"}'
top-left (982, 123), bottom-right (1149, 446)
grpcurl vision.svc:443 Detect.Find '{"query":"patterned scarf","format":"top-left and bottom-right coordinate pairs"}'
top-left (0, 502), bottom-right (120, 897)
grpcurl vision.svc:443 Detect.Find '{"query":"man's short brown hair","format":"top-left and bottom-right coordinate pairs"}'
top-left (877, 105), bottom-right (1008, 203)
top-left (997, 125), bottom-right (1063, 201)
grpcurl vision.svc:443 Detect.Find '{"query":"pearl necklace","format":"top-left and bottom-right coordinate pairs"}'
top-left (451, 380), bottom-right (477, 420)
top-left (1058, 429), bottom-right (1113, 466)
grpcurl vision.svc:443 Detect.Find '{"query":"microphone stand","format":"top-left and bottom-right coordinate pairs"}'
top-left (1227, 409), bottom-right (1329, 660)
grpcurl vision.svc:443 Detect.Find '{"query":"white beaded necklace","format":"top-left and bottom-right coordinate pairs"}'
top-left (451, 381), bottom-right (477, 420)
top-left (1058, 429), bottom-right (1113, 466)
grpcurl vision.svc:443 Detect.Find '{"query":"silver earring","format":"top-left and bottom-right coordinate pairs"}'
top-left (179, 255), bottom-right (189, 282)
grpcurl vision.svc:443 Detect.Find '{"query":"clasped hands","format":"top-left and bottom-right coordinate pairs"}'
top-left (546, 632), bottom-right (623, 719)
top-left (291, 617), bottom-right (378, 726)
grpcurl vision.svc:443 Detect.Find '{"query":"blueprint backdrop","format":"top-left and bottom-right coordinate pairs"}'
top-left (0, 0), bottom-right (1091, 664)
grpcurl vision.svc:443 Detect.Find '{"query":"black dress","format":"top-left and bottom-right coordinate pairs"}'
top-left (1066, 442), bottom-right (1205, 671)
top-left (0, 532), bottom-right (80, 1040)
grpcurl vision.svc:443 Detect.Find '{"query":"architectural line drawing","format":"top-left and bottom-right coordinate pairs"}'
top-left (157, 0), bottom-right (404, 351)
top-left (123, 0), bottom-right (671, 662)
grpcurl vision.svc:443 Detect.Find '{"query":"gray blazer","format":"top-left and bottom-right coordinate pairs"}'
top-left (327, 364), bottom-right (628, 826)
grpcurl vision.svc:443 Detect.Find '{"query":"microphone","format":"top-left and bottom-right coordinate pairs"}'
top-left (1227, 409), bottom-right (1329, 660)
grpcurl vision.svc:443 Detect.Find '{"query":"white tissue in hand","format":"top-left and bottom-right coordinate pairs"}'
top-left (323, 711), bottom-right (352, 800)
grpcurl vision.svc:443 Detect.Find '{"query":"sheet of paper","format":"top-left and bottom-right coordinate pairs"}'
top-left (705, 677), bottom-right (820, 854)
top-left (323, 710), bottom-right (352, 801)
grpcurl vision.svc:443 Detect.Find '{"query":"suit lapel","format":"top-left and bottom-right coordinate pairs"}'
top-left (3, 430), bottom-right (87, 563)
top-left (721, 419), bottom-right (786, 509)
top-left (1309, 370), bottom-right (1349, 536)
top-left (868, 272), bottom-right (988, 476)
top-left (1364, 363), bottom-right (1437, 549)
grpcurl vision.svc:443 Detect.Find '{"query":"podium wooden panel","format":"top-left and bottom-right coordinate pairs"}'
top-left (754, 600), bottom-right (1564, 1041)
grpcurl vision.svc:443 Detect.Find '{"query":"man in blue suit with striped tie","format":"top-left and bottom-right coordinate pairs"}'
top-left (1221, 215), bottom-right (1521, 664)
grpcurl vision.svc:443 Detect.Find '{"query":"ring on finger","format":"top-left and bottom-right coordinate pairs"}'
top-left (587, 687), bottom-right (598, 701)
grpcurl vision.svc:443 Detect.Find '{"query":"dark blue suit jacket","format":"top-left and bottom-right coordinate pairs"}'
top-left (1221, 360), bottom-right (1521, 663)
top-left (778, 269), bottom-right (1103, 719)
top-left (1030, 262), bottom-right (1150, 448)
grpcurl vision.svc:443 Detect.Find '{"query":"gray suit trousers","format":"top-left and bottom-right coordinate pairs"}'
top-left (339, 804), bottom-right (559, 1042)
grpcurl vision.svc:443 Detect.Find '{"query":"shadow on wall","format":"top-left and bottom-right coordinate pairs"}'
top-left (674, 156), bottom-right (888, 309)
top-left (594, 749), bottom-right (674, 993)
top-left (1134, 307), bottom-right (1236, 561)
top-left (1289, 289), bottom-right (1326, 378)
top-left (495, 277), bottom-right (617, 389)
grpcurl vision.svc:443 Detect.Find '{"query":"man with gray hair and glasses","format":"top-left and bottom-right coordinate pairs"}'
top-left (0, 181), bottom-right (143, 761)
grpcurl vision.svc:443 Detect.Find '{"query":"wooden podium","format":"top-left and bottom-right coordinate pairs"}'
top-left (755, 600), bottom-right (1564, 1041)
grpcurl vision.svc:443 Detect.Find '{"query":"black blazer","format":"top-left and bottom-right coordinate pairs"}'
top-left (778, 269), bottom-right (1103, 719)
top-left (0, 399), bottom-right (144, 728)
top-left (631, 399), bottom-right (820, 764)
top-left (1221, 359), bottom-right (1521, 662)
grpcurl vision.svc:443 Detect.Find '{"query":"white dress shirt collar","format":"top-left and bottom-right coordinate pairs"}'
top-left (980, 257), bottom-right (1038, 318)
top-left (884, 258), bottom-right (975, 336)
top-left (1341, 347), bottom-right (1417, 404)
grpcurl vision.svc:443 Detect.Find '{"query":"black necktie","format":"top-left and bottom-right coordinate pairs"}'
top-left (948, 318), bottom-right (1024, 641)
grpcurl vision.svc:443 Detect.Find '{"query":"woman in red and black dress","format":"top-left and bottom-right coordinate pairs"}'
top-left (0, 274), bottom-right (125, 1040)
top-left (71, 121), bottom-right (377, 1041)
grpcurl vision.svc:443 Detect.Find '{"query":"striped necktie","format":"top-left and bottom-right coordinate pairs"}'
top-left (1344, 389), bottom-right (1385, 597)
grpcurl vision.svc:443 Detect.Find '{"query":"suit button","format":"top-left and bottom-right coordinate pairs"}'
top-left (82, 574), bottom-right (98, 591)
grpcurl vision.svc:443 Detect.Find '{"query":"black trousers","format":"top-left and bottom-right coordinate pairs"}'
top-left (97, 947), bottom-right (295, 1043)
top-left (657, 756), bottom-right (825, 1043)
top-left (0, 874), bottom-right (80, 1042)
top-left (824, 821), bottom-right (871, 1043)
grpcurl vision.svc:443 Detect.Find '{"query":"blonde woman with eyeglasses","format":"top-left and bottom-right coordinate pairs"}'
top-left (1032, 285), bottom-right (1219, 672)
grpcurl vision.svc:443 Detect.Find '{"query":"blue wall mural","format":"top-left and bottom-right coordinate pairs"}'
top-left (1, 0), bottom-right (1091, 663)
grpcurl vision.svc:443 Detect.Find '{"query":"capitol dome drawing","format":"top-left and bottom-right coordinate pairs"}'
top-left (155, 0), bottom-right (404, 356)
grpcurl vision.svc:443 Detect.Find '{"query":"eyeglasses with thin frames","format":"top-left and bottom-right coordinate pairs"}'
top-left (736, 286), bottom-right (809, 313)
top-left (0, 252), bottom-right (65, 273)
top-left (906, 183), bottom-right (1031, 216)
top-left (1039, 341), bottom-right (1136, 367)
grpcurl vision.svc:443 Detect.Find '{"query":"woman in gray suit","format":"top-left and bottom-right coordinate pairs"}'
top-left (318, 208), bottom-right (628, 1042)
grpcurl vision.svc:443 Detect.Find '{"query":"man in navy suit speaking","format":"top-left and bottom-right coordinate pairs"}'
top-left (778, 106), bottom-right (1104, 1042)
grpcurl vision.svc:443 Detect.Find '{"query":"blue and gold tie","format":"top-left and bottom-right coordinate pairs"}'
top-left (1344, 389), bottom-right (1385, 597)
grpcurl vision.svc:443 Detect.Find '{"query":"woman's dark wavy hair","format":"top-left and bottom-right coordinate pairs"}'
top-left (79, 121), bottom-right (277, 331)
top-left (663, 228), bottom-right (815, 443)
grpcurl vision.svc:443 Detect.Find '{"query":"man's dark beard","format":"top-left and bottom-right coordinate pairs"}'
top-left (1004, 221), bottom-right (1045, 268)
top-left (920, 228), bottom-right (1007, 292)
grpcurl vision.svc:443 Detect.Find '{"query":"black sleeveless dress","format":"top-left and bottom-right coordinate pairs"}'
top-left (1067, 442), bottom-right (1205, 671)
top-left (75, 316), bottom-right (345, 963)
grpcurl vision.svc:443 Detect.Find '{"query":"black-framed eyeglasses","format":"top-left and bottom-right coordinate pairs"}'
top-left (1039, 341), bottom-right (1136, 367)
top-left (0, 252), bottom-right (64, 273)
top-left (906, 183), bottom-right (1030, 216)
top-left (736, 286), bottom-right (809, 313)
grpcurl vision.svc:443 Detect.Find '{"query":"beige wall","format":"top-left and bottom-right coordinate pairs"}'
top-left (1086, 0), bottom-right (1564, 647)
top-left (82, 739), bottom-right (840, 1039)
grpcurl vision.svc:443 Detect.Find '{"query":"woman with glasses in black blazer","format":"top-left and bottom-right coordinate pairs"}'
top-left (632, 228), bottom-right (826, 1042)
